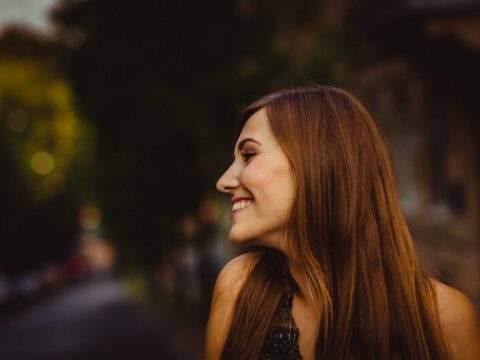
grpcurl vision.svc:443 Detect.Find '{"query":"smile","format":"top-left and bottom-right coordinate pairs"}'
top-left (231, 199), bottom-right (253, 217)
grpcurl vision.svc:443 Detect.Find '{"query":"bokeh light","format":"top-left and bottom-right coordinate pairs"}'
top-left (30, 151), bottom-right (55, 175)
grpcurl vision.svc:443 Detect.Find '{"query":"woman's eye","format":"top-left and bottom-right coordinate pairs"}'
top-left (241, 151), bottom-right (256, 162)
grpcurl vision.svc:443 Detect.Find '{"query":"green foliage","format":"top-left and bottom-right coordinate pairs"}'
top-left (0, 58), bottom-right (92, 200)
top-left (0, 30), bottom-right (94, 274)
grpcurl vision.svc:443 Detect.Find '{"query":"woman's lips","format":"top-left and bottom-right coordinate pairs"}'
top-left (231, 199), bottom-right (253, 219)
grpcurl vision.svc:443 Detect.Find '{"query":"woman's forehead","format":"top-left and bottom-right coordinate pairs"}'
top-left (237, 109), bottom-right (271, 141)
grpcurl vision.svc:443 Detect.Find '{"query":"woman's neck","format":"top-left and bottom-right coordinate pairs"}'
top-left (285, 254), bottom-right (312, 304)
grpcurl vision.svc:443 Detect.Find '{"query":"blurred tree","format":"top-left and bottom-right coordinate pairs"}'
top-left (0, 26), bottom-right (94, 275)
top-left (51, 0), bottom-right (347, 271)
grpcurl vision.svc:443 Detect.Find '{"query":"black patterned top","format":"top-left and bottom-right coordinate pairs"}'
top-left (262, 292), bottom-right (303, 360)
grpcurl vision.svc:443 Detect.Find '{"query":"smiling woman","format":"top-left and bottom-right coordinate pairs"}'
top-left (217, 108), bottom-right (296, 250)
top-left (205, 85), bottom-right (480, 360)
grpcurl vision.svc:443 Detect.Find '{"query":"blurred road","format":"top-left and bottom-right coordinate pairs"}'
top-left (0, 274), bottom-right (201, 360)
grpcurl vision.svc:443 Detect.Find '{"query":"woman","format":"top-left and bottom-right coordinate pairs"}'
top-left (205, 86), bottom-right (480, 359)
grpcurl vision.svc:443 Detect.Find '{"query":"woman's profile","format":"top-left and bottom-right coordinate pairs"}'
top-left (205, 86), bottom-right (480, 359)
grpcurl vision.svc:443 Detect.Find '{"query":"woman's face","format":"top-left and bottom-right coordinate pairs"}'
top-left (216, 109), bottom-right (296, 251)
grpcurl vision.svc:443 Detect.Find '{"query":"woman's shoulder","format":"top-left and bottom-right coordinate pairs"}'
top-left (215, 252), bottom-right (260, 293)
top-left (205, 252), bottom-right (260, 360)
top-left (429, 278), bottom-right (480, 359)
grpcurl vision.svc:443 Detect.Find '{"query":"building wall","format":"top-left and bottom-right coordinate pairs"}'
top-left (352, 55), bottom-right (479, 304)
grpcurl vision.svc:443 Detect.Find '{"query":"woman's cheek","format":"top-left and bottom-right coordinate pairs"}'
top-left (242, 161), bottom-right (270, 188)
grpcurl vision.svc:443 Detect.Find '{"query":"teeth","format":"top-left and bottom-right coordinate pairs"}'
top-left (232, 200), bottom-right (253, 212)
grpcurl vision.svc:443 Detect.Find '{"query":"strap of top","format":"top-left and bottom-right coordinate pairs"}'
top-left (263, 291), bottom-right (303, 360)
top-left (274, 291), bottom-right (298, 328)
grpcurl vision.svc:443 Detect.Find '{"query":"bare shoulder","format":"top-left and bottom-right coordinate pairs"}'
top-left (214, 252), bottom-right (260, 296)
top-left (204, 252), bottom-right (260, 360)
top-left (429, 278), bottom-right (480, 360)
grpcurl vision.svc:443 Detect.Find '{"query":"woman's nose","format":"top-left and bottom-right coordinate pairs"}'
top-left (216, 164), bottom-right (240, 193)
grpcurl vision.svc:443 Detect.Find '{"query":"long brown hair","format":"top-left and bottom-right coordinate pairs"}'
top-left (221, 86), bottom-right (449, 359)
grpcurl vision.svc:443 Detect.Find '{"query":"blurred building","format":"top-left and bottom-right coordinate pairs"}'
top-left (348, 0), bottom-right (480, 303)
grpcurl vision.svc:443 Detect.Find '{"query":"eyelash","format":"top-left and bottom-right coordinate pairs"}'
top-left (241, 151), bottom-right (256, 162)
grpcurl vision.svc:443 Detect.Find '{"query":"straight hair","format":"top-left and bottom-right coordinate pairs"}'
top-left (221, 86), bottom-right (449, 359)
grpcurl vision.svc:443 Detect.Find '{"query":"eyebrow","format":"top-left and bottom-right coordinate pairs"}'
top-left (234, 138), bottom-right (262, 155)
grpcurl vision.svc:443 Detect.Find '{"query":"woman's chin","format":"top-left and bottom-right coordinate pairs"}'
top-left (229, 234), bottom-right (248, 245)
top-left (229, 228), bottom-right (255, 246)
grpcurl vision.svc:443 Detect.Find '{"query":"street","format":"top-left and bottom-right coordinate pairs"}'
top-left (0, 274), bottom-right (202, 360)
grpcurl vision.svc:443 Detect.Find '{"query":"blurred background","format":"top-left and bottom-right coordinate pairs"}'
top-left (0, 0), bottom-right (478, 359)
